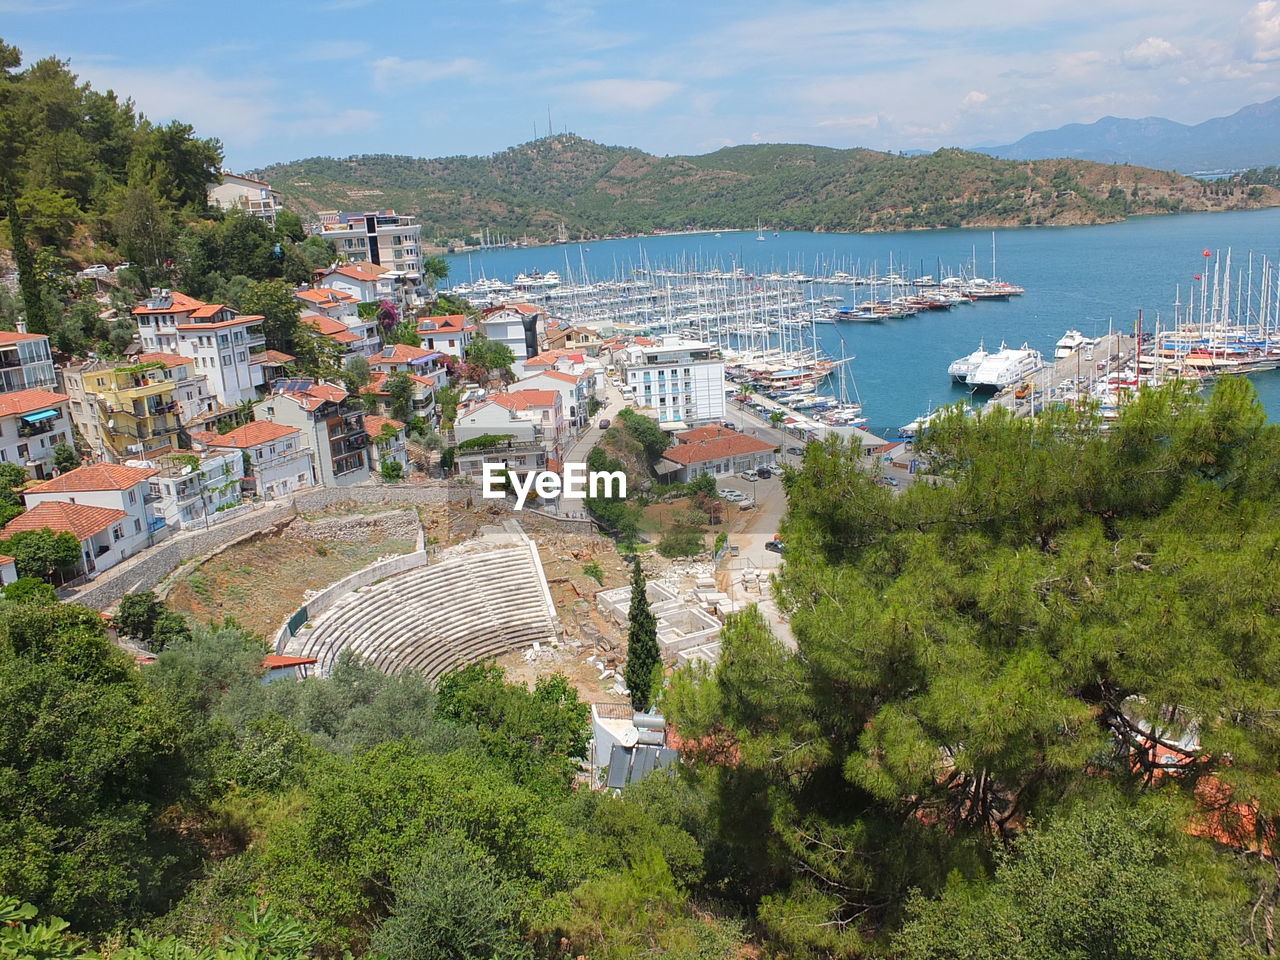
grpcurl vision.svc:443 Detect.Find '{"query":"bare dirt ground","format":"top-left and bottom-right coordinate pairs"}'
top-left (168, 512), bottom-right (417, 637)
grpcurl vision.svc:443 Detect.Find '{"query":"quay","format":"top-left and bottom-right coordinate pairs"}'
top-left (987, 333), bottom-right (1138, 417)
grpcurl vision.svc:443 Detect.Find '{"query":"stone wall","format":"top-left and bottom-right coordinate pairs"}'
top-left (285, 509), bottom-right (421, 546)
top-left (67, 503), bottom-right (291, 611)
top-left (290, 484), bottom-right (452, 513)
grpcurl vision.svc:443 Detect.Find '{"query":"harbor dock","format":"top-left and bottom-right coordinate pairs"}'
top-left (987, 333), bottom-right (1138, 417)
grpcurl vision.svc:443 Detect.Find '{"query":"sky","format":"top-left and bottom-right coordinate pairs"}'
top-left (5, 0), bottom-right (1280, 170)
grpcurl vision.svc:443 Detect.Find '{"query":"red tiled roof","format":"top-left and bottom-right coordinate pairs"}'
top-left (325, 263), bottom-right (387, 281)
top-left (132, 292), bottom-right (206, 316)
top-left (523, 349), bottom-right (584, 368)
top-left (0, 554), bottom-right (15, 567)
top-left (3, 500), bottom-right (127, 540)
top-left (134, 352), bottom-right (192, 369)
top-left (250, 349), bottom-right (296, 365)
top-left (0, 390), bottom-right (69, 418)
top-left (262, 654), bottom-right (318, 668)
top-left (662, 433), bottom-right (776, 466)
top-left (305, 383), bottom-right (348, 404)
top-left (301, 314), bottom-right (348, 336)
top-left (27, 463), bottom-right (157, 494)
top-left (176, 314), bottom-right (262, 331)
top-left (538, 370), bottom-right (581, 384)
top-left (0, 330), bottom-right (47, 345)
top-left (296, 287), bottom-right (357, 306)
top-left (372, 343), bottom-right (431, 364)
top-left (363, 372), bottom-right (435, 395)
top-left (492, 389), bottom-right (559, 410)
top-left (418, 314), bottom-right (471, 334)
top-left (189, 303), bottom-right (226, 319)
top-left (364, 415), bottom-right (404, 438)
top-left (202, 421), bottom-right (300, 449)
top-left (675, 425), bottom-right (737, 443)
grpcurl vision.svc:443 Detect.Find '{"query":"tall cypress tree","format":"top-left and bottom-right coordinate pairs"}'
top-left (624, 558), bottom-right (660, 711)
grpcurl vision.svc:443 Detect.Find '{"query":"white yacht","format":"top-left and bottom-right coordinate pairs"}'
top-left (948, 342), bottom-right (989, 382)
top-left (964, 343), bottom-right (1044, 392)
top-left (1054, 329), bottom-right (1094, 360)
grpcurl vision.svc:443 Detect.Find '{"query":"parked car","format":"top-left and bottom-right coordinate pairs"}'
top-left (738, 498), bottom-right (756, 510)
top-left (739, 470), bottom-right (759, 481)
top-left (765, 538), bottom-right (785, 554)
top-left (722, 420), bottom-right (738, 430)
top-left (882, 477), bottom-right (900, 487)
top-left (786, 446), bottom-right (804, 456)
top-left (598, 418), bottom-right (611, 429)
top-left (721, 489), bottom-right (747, 503)
top-left (756, 465), bottom-right (772, 479)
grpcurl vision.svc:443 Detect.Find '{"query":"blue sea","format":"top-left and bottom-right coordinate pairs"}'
top-left (444, 209), bottom-right (1280, 436)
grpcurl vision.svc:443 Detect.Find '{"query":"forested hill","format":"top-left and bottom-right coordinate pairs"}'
top-left (257, 134), bottom-right (1280, 243)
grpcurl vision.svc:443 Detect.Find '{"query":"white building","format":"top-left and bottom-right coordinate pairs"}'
top-left (207, 172), bottom-right (283, 225)
top-left (139, 450), bottom-right (245, 530)
top-left (193, 420), bottom-right (317, 499)
top-left (617, 335), bottom-right (726, 426)
top-left (313, 210), bottom-right (422, 282)
top-left (364, 415), bottom-right (409, 475)
top-left (19, 462), bottom-right (162, 569)
top-left (416, 314), bottom-right (474, 359)
top-left (454, 389), bottom-right (565, 461)
top-left (0, 330), bottom-right (56, 394)
top-left (515, 369), bottom-right (593, 433)
top-left (0, 553), bottom-right (17, 586)
top-left (315, 262), bottom-right (398, 304)
top-left (253, 380), bottom-right (370, 487)
top-left (480, 303), bottom-right (545, 366)
top-left (0, 389), bottom-right (73, 480)
top-left (3, 501), bottom-right (140, 578)
top-left (132, 291), bottom-right (266, 406)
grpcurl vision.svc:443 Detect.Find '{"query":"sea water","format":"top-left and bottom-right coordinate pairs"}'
top-left (444, 208), bottom-right (1280, 436)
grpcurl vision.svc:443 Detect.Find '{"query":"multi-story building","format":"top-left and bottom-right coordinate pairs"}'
top-left (315, 262), bottom-right (398, 305)
top-left (207, 172), bottom-right (283, 225)
top-left (0, 329), bottom-right (56, 394)
top-left (20, 462), bottom-right (164, 566)
top-left (455, 389), bottom-right (565, 462)
top-left (193, 420), bottom-right (317, 499)
top-left (516, 369), bottom-right (593, 433)
top-left (0, 389), bottom-right (73, 479)
top-left (3, 501), bottom-right (140, 579)
top-left (313, 210), bottom-right (422, 282)
top-left (253, 379), bottom-right (369, 487)
top-left (132, 291), bottom-right (266, 406)
top-left (416, 314), bottom-right (474, 359)
top-left (140, 449), bottom-right (245, 529)
top-left (363, 415), bottom-right (409, 476)
top-left (481, 303), bottom-right (546, 366)
top-left (617, 335), bottom-right (726, 426)
top-left (362, 372), bottom-right (437, 421)
top-left (300, 313), bottom-right (382, 360)
top-left (60, 357), bottom-right (186, 460)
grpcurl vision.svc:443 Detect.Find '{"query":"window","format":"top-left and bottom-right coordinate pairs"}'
top-left (113, 525), bottom-right (123, 541)
top-left (128, 490), bottom-right (136, 504)
top-left (133, 519), bottom-right (141, 533)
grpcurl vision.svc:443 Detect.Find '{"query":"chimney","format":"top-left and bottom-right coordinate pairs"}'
top-left (15, 318), bottom-right (27, 334)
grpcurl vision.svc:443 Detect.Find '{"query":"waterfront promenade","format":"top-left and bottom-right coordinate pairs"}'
top-left (987, 333), bottom-right (1138, 417)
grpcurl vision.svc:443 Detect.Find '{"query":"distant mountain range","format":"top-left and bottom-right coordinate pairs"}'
top-left (257, 136), bottom-right (1278, 244)
top-left (979, 98), bottom-right (1280, 173)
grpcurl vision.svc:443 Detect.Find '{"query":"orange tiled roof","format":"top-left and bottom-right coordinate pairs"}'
top-left (0, 390), bottom-right (68, 418)
top-left (492, 389), bottom-right (559, 410)
top-left (372, 343), bottom-right (431, 364)
top-left (249, 349), bottom-right (296, 365)
top-left (262, 654), bottom-right (318, 668)
top-left (418, 314), bottom-right (471, 334)
top-left (175, 314), bottom-right (262, 331)
top-left (662, 433), bottom-right (776, 466)
top-left (27, 463), bottom-right (156, 494)
top-left (523, 350), bottom-right (584, 368)
top-left (0, 330), bottom-right (47, 345)
top-left (3, 500), bottom-right (127, 540)
top-left (533, 370), bottom-right (582, 384)
top-left (327, 263), bottom-right (388, 281)
top-left (675, 425), bottom-right (736, 443)
top-left (132, 292), bottom-right (206, 316)
top-left (364, 415), bottom-right (404, 438)
top-left (0, 554), bottom-right (15, 566)
top-left (189, 303), bottom-right (226, 319)
top-left (134, 352), bottom-right (192, 369)
top-left (296, 287), bottom-right (357, 306)
top-left (301, 314), bottom-right (348, 336)
top-left (202, 421), bottom-right (300, 448)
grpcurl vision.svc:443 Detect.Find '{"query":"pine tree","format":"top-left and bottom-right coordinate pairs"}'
top-left (624, 559), bottom-right (660, 711)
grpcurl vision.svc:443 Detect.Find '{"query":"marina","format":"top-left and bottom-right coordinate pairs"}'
top-left (446, 208), bottom-right (1280, 434)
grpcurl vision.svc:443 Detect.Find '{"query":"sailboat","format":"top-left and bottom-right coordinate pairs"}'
top-left (756, 219), bottom-right (766, 242)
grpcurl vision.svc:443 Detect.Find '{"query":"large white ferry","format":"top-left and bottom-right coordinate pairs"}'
top-left (948, 342), bottom-right (989, 382)
top-left (963, 343), bottom-right (1044, 392)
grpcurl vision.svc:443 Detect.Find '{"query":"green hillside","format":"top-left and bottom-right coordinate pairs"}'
top-left (257, 134), bottom-right (1280, 244)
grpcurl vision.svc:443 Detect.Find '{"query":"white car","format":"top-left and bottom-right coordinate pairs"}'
top-left (721, 489), bottom-right (747, 502)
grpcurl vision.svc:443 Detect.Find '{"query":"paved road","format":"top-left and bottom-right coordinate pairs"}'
top-left (564, 380), bottom-right (625, 464)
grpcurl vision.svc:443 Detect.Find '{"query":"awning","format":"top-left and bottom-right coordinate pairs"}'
top-left (21, 409), bottom-right (58, 423)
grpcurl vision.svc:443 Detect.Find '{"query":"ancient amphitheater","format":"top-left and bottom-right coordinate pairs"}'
top-left (280, 523), bottom-right (559, 679)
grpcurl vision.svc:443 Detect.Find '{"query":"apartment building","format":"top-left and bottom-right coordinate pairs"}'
top-left (455, 389), bottom-right (565, 462)
top-left (363, 415), bottom-right (409, 475)
top-left (132, 291), bottom-right (266, 405)
top-left (60, 357), bottom-right (187, 460)
top-left (0, 389), bottom-right (73, 479)
top-left (206, 172), bottom-right (283, 225)
top-left (481, 303), bottom-right (546, 367)
top-left (194, 420), bottom-right (317, 499)
top-left (616, 335), bottom-right (726, 425)
top-left (0, 330), bottom-right (56, 394)
top-left (141, 450), bottom-right (246, 529)
top-left (253, 379), bottom-right (369, 487)
top-left (313, 210), bottom-right (422, 281)
top-left (416, 314), bottom-right (473, 359)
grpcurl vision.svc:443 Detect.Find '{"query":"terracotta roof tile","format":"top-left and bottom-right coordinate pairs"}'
top-left (492, 389), bottom-right (560, 411)
top-left (364, 415), bottom-right (404, 438)
top-left (662, 433), bottom-right (776, 466)
top-left (249, 349), bottom-right (296, 365)
top-left (27, 463), bottom-right (156, 494)
top-left (132, 291), bottom-right (206, 316)
top-left (134, 352), bottom-right (192, 369)
top-left (0, 330), bottom-right (47, 345)
top-left (0, 390), bottom-right (69, 418)
top-left (3, 500), bottom-right (128, 540)
top-left (202, 421), bottom-right (300, 449)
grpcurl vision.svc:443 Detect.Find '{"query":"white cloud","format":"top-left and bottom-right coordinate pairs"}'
top-left (565, 78), bottom-right (681, 111)
top-left (816, 114), bottom-right (882, 130)
top-left (371, 56), bottom-right (481, 92)
top-left (960, 90), bottom-right (989, 108)
top-left (1239, 1), bottom-right (1280, 61)
top-left (1122, 36), bottom-right (1181, 69)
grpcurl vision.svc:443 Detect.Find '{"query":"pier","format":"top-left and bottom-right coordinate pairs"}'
top-left (987, 333), bottom-right (1138, 417)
